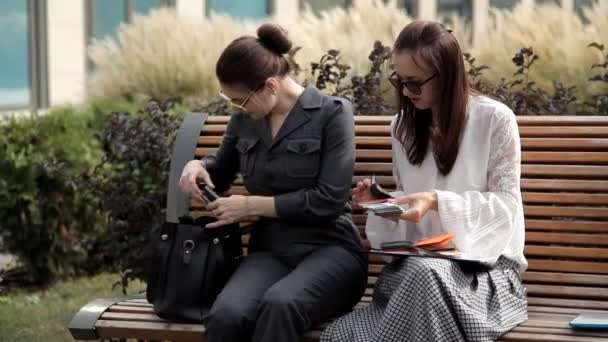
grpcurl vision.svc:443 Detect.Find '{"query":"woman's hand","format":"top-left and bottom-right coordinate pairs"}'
top-left (385, 191), bottom-right (438, 223)
top-left (206, 195), bottom-right (255, 228)
top-left (178, 160), bottom-right (215, 202)
top-left (352, 178), bottom-right (374, 203)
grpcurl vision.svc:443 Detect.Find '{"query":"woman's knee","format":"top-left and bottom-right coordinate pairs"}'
top-left (260, 285), bottom-right (299, 312)
top-left (206, 300), bottom-right (251, 331)
top-left (402, 257), bottom-right (452, 280)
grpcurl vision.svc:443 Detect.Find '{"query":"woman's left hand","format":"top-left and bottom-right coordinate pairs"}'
top-left (206, 195), bottom-right (252, 228)
top-left (385, 191), bottom-right (438, 223)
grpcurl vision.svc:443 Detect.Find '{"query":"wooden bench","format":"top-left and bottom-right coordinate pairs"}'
top-left (69, 114), bottom-right (608, 342)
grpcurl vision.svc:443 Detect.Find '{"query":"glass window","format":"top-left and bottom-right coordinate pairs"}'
top-left (91, 0), bottom-right (127, 41)
top-left (490, 0), bottom-right (517, 9)
top-left (536, 0), bottom-right (559, 5)
top-left (575, 0), bottom-right (594, 22)
top-left (438, 0), bottom-right (472, 21)
top-left (135, 0), bottom-right (162, 15)
top-left (399, 0), bottom-right (418, 16)
top-left (208, 0), bottom-right (270, 19)
top-left (0, 0), bottom-right (30, 107)
top-left (300, 0), bottom-right (350, 15)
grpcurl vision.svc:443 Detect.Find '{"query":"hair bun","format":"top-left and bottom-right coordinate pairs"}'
top-left (257, 23), bottom-right (292, 55)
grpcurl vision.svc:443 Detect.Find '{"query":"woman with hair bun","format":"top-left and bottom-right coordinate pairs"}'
top-left (178, 23), bottom-right (368, 342)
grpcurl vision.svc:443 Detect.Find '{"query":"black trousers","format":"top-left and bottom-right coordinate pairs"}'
top-left (203, 245), bottom-right (367, 342)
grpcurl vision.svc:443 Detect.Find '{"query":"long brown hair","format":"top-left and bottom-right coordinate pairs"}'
top-left (392, 21), bottom-right (470, 175)
top-left (216, 23), bottom-right (292, 89)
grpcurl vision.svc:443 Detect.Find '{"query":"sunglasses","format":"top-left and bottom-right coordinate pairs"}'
top-left (219, 83), bottom-right (265, 112)
top-left (388, 71), bottom-right (437, 96)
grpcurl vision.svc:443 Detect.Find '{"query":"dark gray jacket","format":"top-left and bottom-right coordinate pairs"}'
top-left (203, 86), bottom-right (364, 265)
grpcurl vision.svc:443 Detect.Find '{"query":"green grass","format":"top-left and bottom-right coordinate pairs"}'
top-left (0, 273), bottom-right (145, 342)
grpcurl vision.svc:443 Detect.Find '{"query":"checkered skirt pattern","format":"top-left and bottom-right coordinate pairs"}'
top-left (321, 256), bottom-right (527, 342)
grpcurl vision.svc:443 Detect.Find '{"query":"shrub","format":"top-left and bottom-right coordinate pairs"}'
top-left (471, 3), bottom-right (608, 105)
top-left (0, 108), bottom-right (102, 286)
top-left (78, 100), bottom-right (182, 290)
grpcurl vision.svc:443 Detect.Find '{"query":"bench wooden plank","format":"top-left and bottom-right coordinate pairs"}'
top-left (521, 179), bottom-right (608, 192)
top-left (523, 193), bottom-right (608, 205)
top-left (527, 259), bottom-right (608, 274)
top-left (521, 165), bottom-right (608, 179)
top-left (523, 271), bottom-right (608, 286)
top-left (527, 306), bottom-right (608, 315)
top-left (506, 327), bottom-right (608, 339)
top-left (526, 284), bottom-right (608, 300)
top-left (95, 320), bottom-right (204, 342)
top-left (516, 116), bottom-right (608, 126)
top-left (202, 115), bottom-right (608, 127)
top-left (500, 331), bottom-right (606, 341)
top-left (524, 245), bottom-right (608, 259)
top-left (518, 126), bottom-right (608, 138)
top-left (524, 206), bottom-right (608, 219)
top-left (199, 136), bottom-right (608, 151)
top-left (527, 297), bottom-right (608, 310)
top-left (524, 220), bottom-right (608, 233)
top-left (520, 138), bottom-right (608, 151)
top-left (525, 232), bottom-right (608, 246)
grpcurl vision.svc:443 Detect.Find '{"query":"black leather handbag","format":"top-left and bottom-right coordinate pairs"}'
top-left (145, 215), bottom-right (242, 322)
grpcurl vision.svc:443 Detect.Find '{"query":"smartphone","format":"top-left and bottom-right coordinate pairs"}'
top-left (359, 202), bottom-right (406, 217)
top-left (197, 181), bottom-right (220, 202)
top-left (369, 175), bottom-right (393, 199)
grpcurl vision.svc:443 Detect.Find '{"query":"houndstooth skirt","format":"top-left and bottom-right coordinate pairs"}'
top-left (321, 256), bottom-right (527, 342)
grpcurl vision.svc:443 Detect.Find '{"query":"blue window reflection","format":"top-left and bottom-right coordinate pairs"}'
top-left (300, 0), bottom-right (350, 15)
top-left (438, 0), bottom-right (472, 21)
top-left (92, 0), bottom-right (127, 41)
top-left (135, 0), bottom-right (162, 15)
top-left (208, 0), bottom-right (270, 19)
top-left (0, 0), bottom-right (29, 107)
top-left (490, 0), bottom-right (517, 9)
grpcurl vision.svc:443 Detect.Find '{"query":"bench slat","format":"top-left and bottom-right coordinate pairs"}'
top-left (518, 126), bottom-right (608, 138)
top-left (202, 115), bottom-right (608, 127)
top-left (524, 205), bottom-right (608, 219)
top-left (523, 271), bottom-right (608, 286)
top-left (524, 245), bottom-right (608, 259)
top-left (516, 116), bottom-right (608, 126)
top-left (527, 297), bottom-right (608, 310)
top-left (523, 193), bottom-right (608, 205)
top-left (201, 125), bottom-right (608, 138)
top-left (522, 165), bottom-right (608, 179)
top-left (95, 319), bottom-right (204, 342)
top-left (520, 138), bottom-right (608, 151)
top-left (513, 326), bottom-right (608, 338)
top-left (525, 232), bottom-right (608, 246)
top-left (524, 220), bottom-right (608, 233)
top-left (500, 331), bottom-right (605, 342)
top-left (197, 149), bottom-right (608, 165)
top-left (198, 136), bottom-right (608, 151)
top-left (526, 284), bottom-right (608, 300)
top-left (527, 259), bottom-right (608, 274)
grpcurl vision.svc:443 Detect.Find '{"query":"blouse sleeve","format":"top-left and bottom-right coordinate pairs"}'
top-left (434, 107), bottom-right (524, 262)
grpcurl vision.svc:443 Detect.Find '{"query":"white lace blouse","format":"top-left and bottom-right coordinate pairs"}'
top-left (365, 95), bottom-right (528, 272)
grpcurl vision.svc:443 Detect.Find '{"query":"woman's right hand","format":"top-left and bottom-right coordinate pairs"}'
top-left (178, 160), bottom-right (215, 202)
top-left (351, 178), bottom-right (374, 203)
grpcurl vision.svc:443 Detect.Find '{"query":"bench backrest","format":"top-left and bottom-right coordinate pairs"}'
top-left (192, 115), bottom-right (608, 307)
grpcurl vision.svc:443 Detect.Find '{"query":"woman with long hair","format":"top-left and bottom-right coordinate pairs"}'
top-left (322, 20), bottom-right (528, 341)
